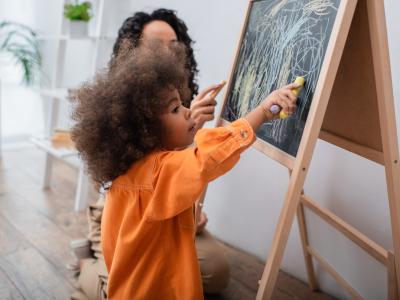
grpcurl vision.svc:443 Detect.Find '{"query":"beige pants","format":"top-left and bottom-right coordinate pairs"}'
top-left (196, 229), bottom-right (231, 293)
top-left (71, 198), bottom-right (230, 300)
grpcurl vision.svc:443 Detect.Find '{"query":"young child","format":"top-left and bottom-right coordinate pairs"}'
top-left (70, 9), bottom-right (230, 300)
top-left (71, 41), bottom-right (298, 299)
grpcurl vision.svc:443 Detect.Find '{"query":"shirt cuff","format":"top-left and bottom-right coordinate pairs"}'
top-left (228, 118), bottom-right (256, 147)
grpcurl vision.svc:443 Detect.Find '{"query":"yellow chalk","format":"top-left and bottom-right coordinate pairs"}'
top-left (209, 80), bottom-right (227, 98)
top-left (292, 76), bottom-right (305, 96)
top-left (279, 110), bottom-right (289, 119)
top-left (279, 76), bottom-right (305, 119)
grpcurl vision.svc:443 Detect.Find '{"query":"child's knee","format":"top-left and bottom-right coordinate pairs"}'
top-left (78, 259), bottom-right (103, 300)
top-left (200, 250), bottom-right (231, 293)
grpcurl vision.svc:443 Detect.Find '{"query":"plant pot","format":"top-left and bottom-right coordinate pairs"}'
top-left (69, 21), bottom-right (89, 37)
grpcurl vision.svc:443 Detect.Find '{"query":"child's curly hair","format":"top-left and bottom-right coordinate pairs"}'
top-left (71, 41), bottom-right (189, 186)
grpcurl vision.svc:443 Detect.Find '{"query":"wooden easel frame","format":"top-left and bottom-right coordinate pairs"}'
top-left (212, 0), bottom-right (400, 299)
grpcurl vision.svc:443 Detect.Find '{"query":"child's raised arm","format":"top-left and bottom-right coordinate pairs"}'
top-left (244, 82), bottom-right (299, 132)
top-left (145, 84), bottom-right (299, 221)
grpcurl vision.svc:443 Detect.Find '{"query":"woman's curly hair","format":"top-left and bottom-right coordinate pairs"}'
top-left (71, 41), bottom-right (189, 186)
top-left (110, 8), bottom-right (198, 106)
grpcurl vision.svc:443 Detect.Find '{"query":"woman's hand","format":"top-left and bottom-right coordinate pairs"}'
top-left (190, 84), bottom-right (221, 132)
top-left (196, 212), bottom-right (208, 235)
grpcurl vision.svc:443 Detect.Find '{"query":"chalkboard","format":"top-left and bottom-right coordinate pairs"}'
top-left (222, 0), bottom-right (340, 157)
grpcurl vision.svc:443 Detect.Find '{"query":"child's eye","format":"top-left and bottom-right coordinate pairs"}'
top-left (172, 105), bottom-right (180, 113)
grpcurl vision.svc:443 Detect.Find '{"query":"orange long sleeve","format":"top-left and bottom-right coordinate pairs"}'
top-left (101, 119), bottom-right (255, 299)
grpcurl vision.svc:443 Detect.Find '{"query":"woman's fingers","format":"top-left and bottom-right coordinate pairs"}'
top-left (191, 105), bottom-right (215, 119)
top-left (200, 114), bottom-right (214, 123)
top-left (193, 114), bottom-right (214, 131)
top-left (191, 96), bottom-right (217, 110)
top-left (196, 83), bottom-right (222, 100)
top-left (191, 100), bottom-right (216, 130)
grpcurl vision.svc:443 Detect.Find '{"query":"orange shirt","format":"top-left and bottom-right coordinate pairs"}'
top-left (101, 119), bottom-right (255, 299)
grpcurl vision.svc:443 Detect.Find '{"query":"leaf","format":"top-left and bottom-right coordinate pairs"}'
top-left (0, 21), bottom-right (42, 86)
top-left (64, 1), bottom-right (92, 21)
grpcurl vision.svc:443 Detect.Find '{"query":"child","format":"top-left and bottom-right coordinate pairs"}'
top-left (71, 41), bottom-right (297, 299)
top-left (70, 9), bottom-right (231, 299)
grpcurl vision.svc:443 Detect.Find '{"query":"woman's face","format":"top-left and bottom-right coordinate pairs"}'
top-left (142, 20), bottom-right (178, 44)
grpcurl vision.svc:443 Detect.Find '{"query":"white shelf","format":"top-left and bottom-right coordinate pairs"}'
top-left (35, 88), bottom-right (69, 100)
top-left (31, 136), bottom-right (77, 159)
top-left (37, 0), bottom-right (107, 211)
top-left (37, 35), bottom-right (116, 41)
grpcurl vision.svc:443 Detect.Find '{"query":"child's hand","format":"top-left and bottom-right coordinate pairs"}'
top-left (260, 82), bottom-right (299, 120)
top-left (190, 84), bottom-right (220, 132)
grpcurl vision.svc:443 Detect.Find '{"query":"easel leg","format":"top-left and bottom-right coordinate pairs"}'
top-left (297, 200), bottom-right (319, 291)
top-left (381, 143), bottom-right (400, 296)
top-left (387, 251), bottom-right (399, 300)
top-left (366, 0), bottom-right (400, 292)
top-left (289, 168), bottom-right (318, 291)
top-left (256, 188), bottom-right (304, 299)
top-left (385, 165), bottom-right (400, 299)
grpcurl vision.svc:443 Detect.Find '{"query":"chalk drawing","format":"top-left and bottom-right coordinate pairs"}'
top-left (223, 0), bottom-right (340, 156)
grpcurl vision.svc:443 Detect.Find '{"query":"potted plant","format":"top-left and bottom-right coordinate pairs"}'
top-left (0, 21), bottom-right (42, 155)
top-left (0, 21), bottom-right (41, 85)
top-left (64, 1), bottom-right (92, 36)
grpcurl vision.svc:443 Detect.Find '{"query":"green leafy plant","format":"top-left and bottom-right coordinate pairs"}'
top-left (0, 21), bottom-right (41, 86)
top-left (64, 1), bottom-right (92, 22)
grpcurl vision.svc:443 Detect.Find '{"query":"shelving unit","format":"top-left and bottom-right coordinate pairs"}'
top-left (37, 35), bottom-right (116, 41)
top-left (31, 136), bottom-right (77, 158)
top-left (33, 0), bottom-right (113, 211)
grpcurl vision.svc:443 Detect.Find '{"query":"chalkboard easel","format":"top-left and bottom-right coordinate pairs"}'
top-left (215, 0), bottom-right (400, 299)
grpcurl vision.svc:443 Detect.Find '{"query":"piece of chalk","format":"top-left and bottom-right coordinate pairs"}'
top-left (270, 76), bottom-right (305, 119)
top-left (210, 80), bottom-right (227, 98)
top-left (291, 76), bottom-right (305, 96)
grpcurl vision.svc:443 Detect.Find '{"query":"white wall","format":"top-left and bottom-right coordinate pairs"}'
top-left (31, 0), bottom-right (399, 299)
top-left (120, 1), bottom-right (399, 299)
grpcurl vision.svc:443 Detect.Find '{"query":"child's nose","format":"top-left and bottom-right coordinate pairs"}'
top-left (184, 106), bottom-right (191, 119)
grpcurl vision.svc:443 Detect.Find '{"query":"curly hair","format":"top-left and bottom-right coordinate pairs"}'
top-left (71, 41), bottom-right (189, 186)
top-left (110, 8), bottom-right (198, 106)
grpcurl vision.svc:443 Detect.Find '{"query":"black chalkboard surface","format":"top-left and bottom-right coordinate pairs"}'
top-left (222, 0), bottom-right (340, 157)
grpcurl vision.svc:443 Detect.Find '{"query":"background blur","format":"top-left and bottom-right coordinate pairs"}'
top-left (1, 1), bottom-right (399, 299)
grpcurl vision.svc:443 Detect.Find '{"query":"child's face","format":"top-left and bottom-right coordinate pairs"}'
top-left (160, 88), bottom-right (196, 150)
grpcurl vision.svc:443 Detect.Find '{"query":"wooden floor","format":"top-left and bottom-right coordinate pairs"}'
top-left (0, 146), bottom-right (336, 300)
